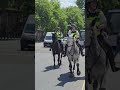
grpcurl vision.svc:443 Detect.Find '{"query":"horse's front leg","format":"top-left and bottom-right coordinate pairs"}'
top-left (73, 59), bottom-right (76, 74)
top-left (58, 54), bottom-right (61, 66)
top-left (68, 58), bottom-right (72, 74)
top-left (53, 54), bottom-right (55, 68)
top-left (60, 52), bottom-right (62, 65)
top-left (76, 59), bottom-right (81, 76)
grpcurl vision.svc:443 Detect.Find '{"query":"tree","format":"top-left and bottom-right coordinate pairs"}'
top-left (76, 0), bottom-right (85, 9)
top-left (35, 0), bottom-right (54, 31)
top-left (98, 0), bottom-right (120, 15)
top-left (66, 6), bottom-right (85, 30)
top-left (35, 0), bottom-right (85, 35)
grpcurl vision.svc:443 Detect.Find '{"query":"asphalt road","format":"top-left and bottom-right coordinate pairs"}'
top-left (0, 40), bottom-right (120, 90)
top-left (0, 39), bottom-right (35, 90)
top-left (35, 42), bottom-right (85, 90)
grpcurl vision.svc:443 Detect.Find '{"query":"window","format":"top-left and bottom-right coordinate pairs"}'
top-left (45, 36), bottom-right (52, 40)
top-left (24, 24), bottom-right (35, 33)
top-left (110, 13), bottom-right (120, 33)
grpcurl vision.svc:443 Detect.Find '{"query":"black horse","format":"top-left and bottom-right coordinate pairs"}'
top-left (51, 33), bottom-right (63, 68)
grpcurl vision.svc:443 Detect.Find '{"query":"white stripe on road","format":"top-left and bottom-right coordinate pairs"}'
top-left (82, 80), bottom-right (85, 90)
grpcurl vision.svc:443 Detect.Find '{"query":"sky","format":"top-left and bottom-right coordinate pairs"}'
top-left (58, 0), bottom-right (77, 8)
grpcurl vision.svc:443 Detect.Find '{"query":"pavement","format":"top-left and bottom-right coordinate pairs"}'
top-left (0, 39), bottom-right (35, 90)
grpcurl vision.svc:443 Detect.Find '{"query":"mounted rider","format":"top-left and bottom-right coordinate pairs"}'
top-left (50, 27), bottom-right (64, 52)
top-left (56, 27), bottom-right (64, 53)
top-left (85, 0), bottom-right (120, 72)
top-left (63, 24), bottom-right (84, 57)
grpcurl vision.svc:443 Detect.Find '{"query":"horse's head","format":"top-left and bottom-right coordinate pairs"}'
top-left (85, 29), bottom-right (101, 57)
top-left (67, 36), bottom-right (74, 46)
top-left (52, 33), bottom-right (57, 42)
top-left (85, 29), bottom-right (98, 47)
top-left (67, 36), bottom-right (75, 54)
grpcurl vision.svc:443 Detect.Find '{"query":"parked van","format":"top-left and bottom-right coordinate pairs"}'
top-left (43, 32), bottom-right (54, 47)
top-left (20, 15), bottom-right (35, 50)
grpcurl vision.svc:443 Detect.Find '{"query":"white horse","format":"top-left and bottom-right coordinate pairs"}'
top-left (66, 36), bottom-right (81, 77)
top-left (85, 29), bottom-right (108, 90)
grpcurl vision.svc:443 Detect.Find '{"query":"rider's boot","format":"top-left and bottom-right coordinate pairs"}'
top-left (76, 41), bottom-right (85, 56)
top-left (106, 43), bottom-right (120, 72)
top-left (80, 47), bottom-right (85, 56)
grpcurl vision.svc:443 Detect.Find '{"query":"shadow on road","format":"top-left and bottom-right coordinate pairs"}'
top-left (43, 65), bottom-right (60, 72)
top-left (56, 72), bottom-right (85, 87)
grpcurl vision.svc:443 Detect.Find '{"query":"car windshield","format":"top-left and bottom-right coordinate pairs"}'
top-left (45, 36), bottom-right (52, 40)
top-left (80, 31), bottom-right (85, 40)
top-left (24, 24), bottom-right (35, 33)
top-left (110, 13), bottom-right (120, 33)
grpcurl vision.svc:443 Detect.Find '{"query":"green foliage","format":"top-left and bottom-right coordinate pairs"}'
top-left (98, 0), bottom-right (120, 14)
top-left (76, 0), bottom-right (85, 9)
top-left (35, 0), bottom-right (85, 35)
top-left (66, 6), bottom-right (84, 30)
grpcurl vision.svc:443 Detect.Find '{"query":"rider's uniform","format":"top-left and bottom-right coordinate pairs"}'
top-left (68, 29), bottom-right (79, 39)
top-left (85, 9), bottom-right (107, 47)
top-left (85, 8), bottom-right (118, 71)
top-left (63, 29), bottom-right (84, 56)
top-left (55, 30), bottom-right (61, 41)
top-left (55, 30), bottom-right (63, 51)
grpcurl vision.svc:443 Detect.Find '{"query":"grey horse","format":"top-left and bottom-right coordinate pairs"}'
top-left (85, 29), bottom-right (108, 90)
top-left (66, 36), bottom-right (81, 77)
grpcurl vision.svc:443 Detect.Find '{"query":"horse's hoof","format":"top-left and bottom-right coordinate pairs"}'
top-left (77, 70), bottom-right (81, 76)
top-left (99, 88), bottom-right (106, 90)
top-left (54, 65), bottom-right (56, 69)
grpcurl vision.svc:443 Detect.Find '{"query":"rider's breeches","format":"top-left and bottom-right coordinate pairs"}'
top-left (97, 35), bottom-right (115, 67)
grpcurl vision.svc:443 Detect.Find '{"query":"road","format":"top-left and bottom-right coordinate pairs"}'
top-left (0, 39), bottom-right (34, 90)
top-left (35, 42), bottom-right (85, 90)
